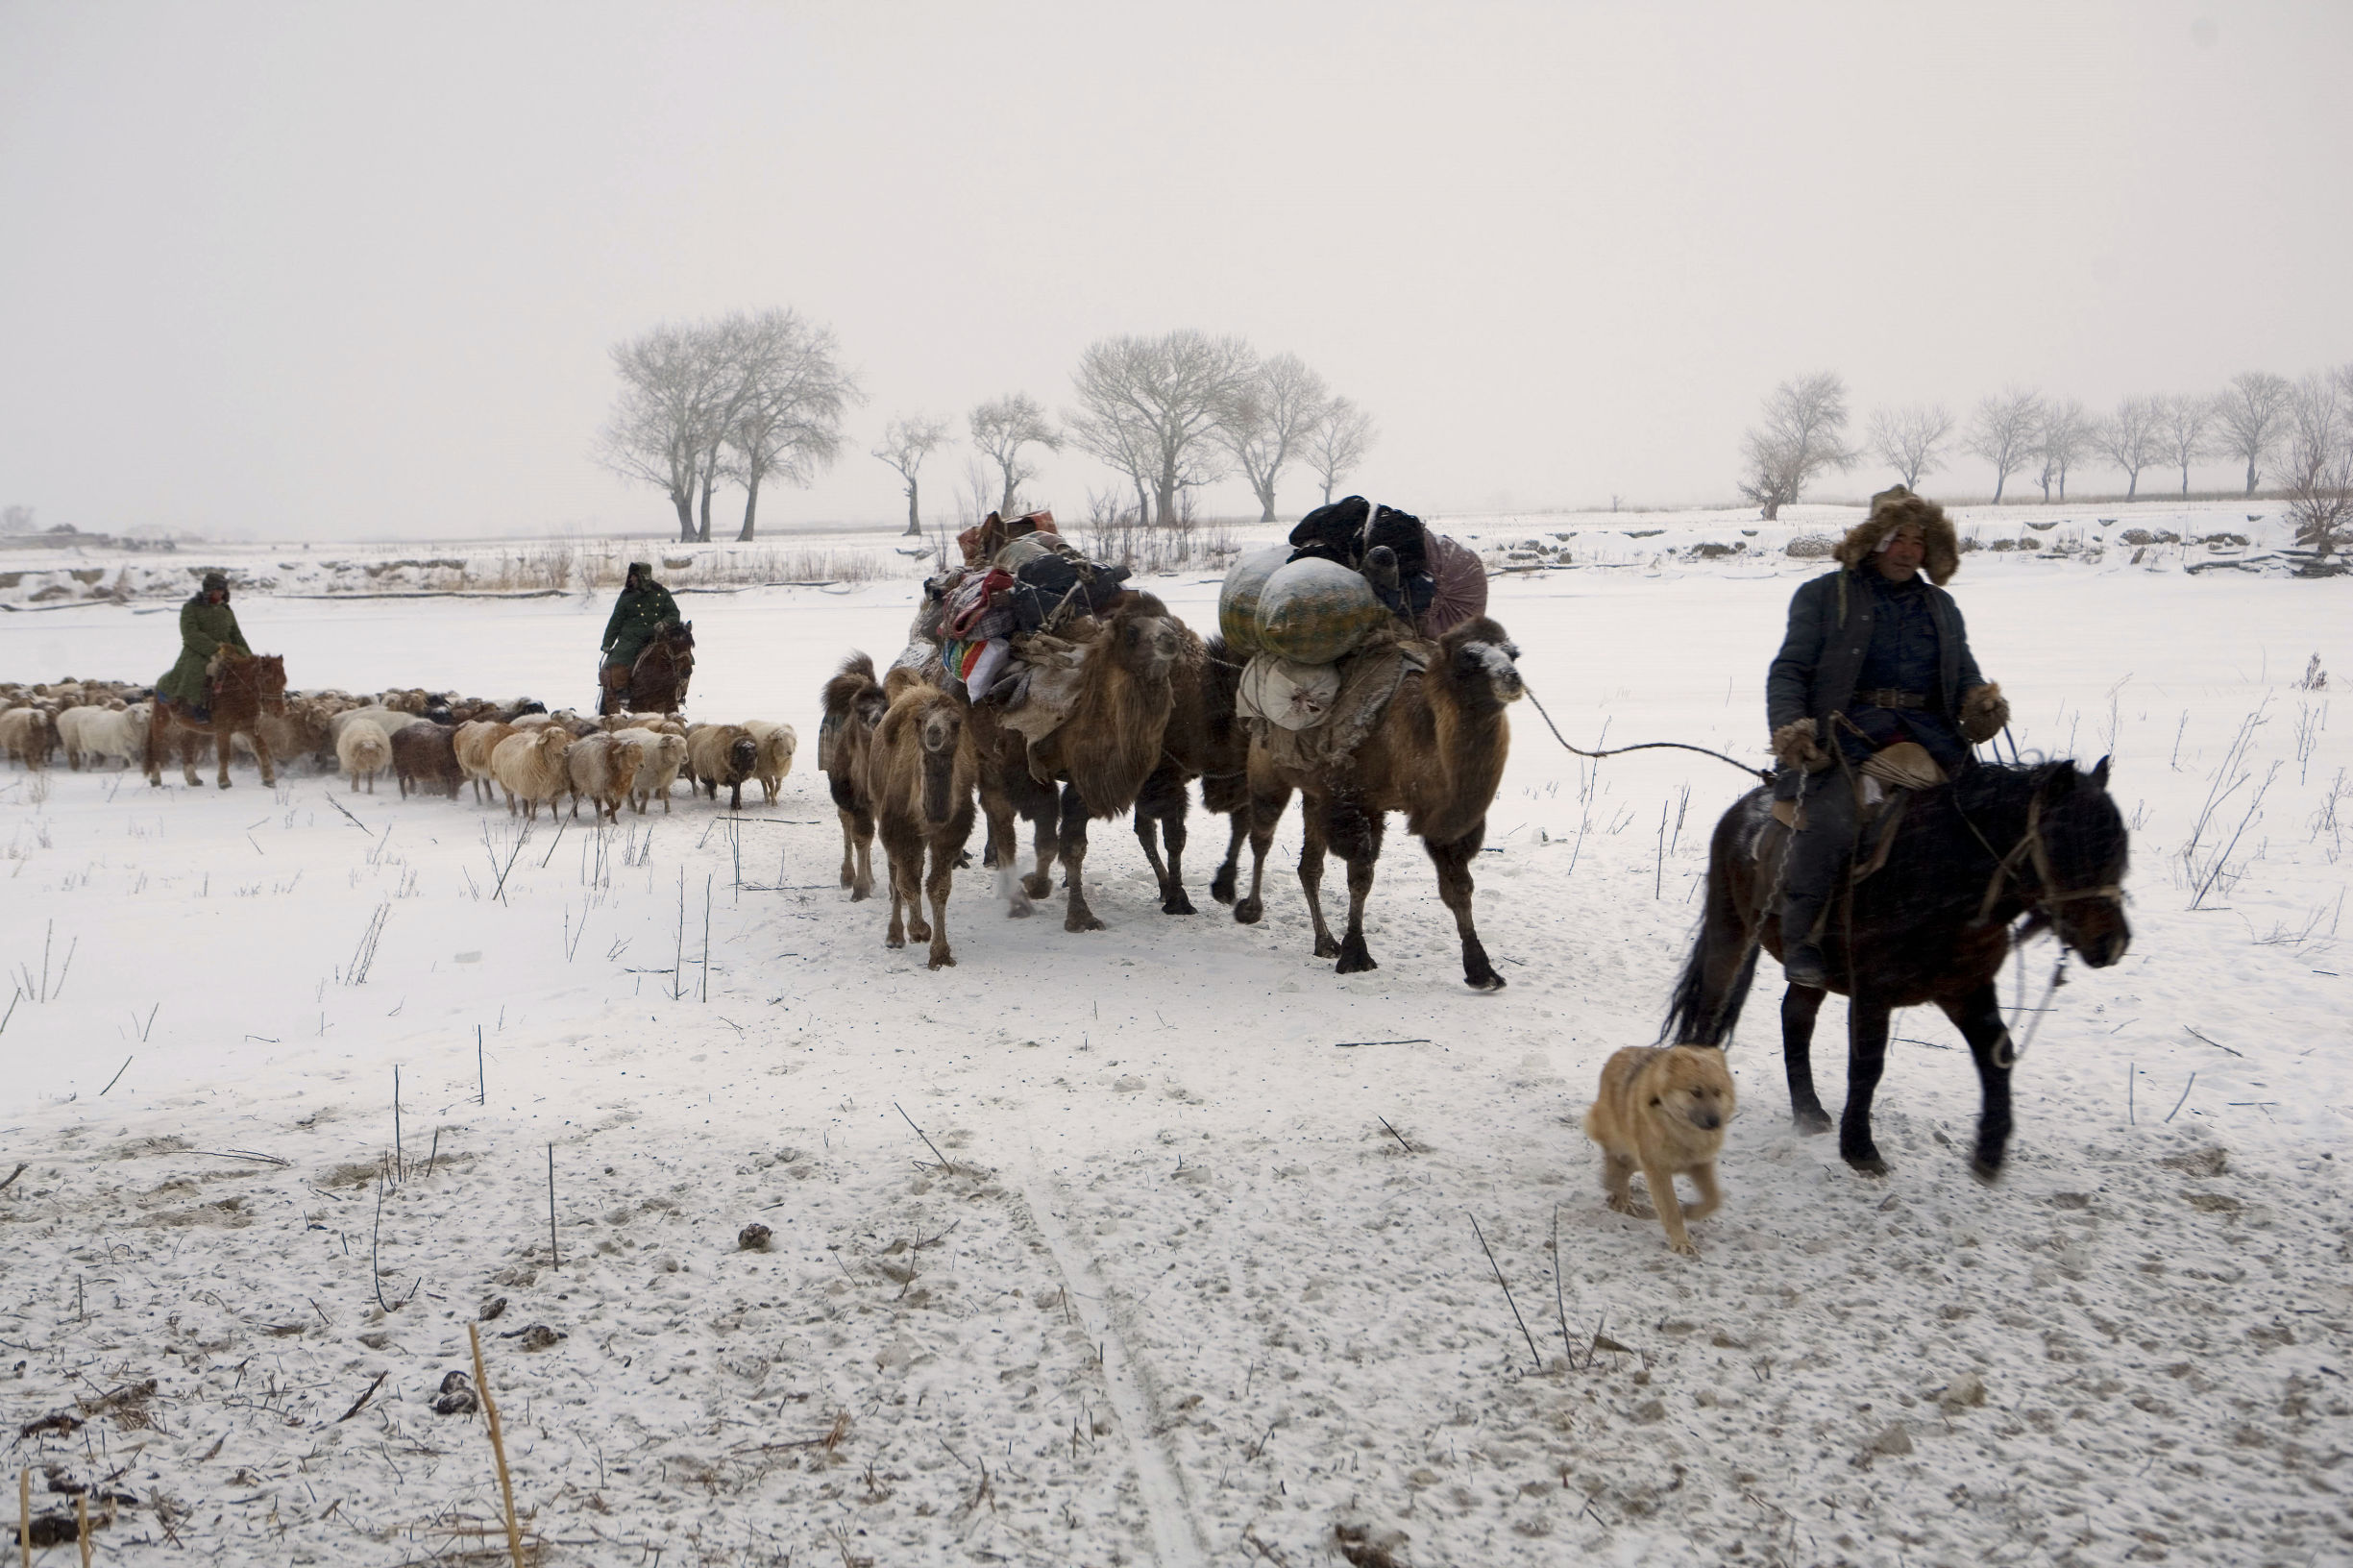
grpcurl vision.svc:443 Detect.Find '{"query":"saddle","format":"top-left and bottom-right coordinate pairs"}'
top-left (1762, 741), bottom-right (1947, 885)
top-left (1244, 632), bottom-right (1434, 775)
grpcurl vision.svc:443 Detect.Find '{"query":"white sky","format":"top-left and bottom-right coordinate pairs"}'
top-left (3, 2), bottom-right (2346, 540)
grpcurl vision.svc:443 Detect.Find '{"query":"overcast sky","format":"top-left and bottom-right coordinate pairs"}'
top-left (3, 2), bottom-right (2346, 541)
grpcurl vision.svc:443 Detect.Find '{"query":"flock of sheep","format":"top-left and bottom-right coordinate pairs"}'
top-left (0, 679), bottom-right (797, 821)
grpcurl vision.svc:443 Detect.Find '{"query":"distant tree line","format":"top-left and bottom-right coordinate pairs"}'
top-left (599, 317), bottom-right (1377, 541)
top-left (1738, 365), bottom-right (2353, 553)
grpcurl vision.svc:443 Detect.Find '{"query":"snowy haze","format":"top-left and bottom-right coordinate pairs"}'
top-left (3, 2), bottom-right (2348, 540)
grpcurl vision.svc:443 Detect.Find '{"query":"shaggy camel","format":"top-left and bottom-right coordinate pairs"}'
top-left (970, 591), bottom-right (1182, 931)
top-left (1239, 615), bottom-right (1525, 988)
top-left (820, 652), bottom-right (891, 900)
top-left (867, 672), bottom-right (979, 968)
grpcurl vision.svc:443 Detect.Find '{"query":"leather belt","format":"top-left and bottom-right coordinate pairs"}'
top-left (1856, 689), bottom-right (1929, 710)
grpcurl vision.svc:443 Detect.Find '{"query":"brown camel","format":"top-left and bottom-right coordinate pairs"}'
top-left (971, 591), bottom-right (1183, 931)
top-left (1239, 615), bottom-right (1525, 988)
top-left (820, 651), bottom-right (891, 900)
top-left (868, 671), bottom-right (979, 968)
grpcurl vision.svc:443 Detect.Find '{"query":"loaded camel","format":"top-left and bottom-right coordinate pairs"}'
top-left (968, 591), bottom-right (1184, 931)
top-left (1237, 616), bottom-right (1526, 988)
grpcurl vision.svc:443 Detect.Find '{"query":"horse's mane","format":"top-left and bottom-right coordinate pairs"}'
top-left (1947, 758), bottom-right (2097, 816)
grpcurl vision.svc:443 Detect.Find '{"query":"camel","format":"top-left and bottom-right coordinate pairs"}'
top-left (868, 671), bottom-right (979, 968)
top-left (971, 591), bottom-right (1183, 931)
top-left (1238, 615), bottom-right (1526, 988)
top-left (820, 651), bottom-right (891, 900)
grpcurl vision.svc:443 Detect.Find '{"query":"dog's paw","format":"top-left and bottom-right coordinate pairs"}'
top-left (1605, 1193), bottom-right (1642, 1216)
top-left (1669, 1237), bottom-right (1701, 1258)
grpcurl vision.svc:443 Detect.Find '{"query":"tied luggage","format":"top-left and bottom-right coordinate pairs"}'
top-left (1253, 556), bottom-right (1386, 666)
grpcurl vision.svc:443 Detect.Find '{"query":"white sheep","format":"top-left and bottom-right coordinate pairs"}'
top-left (56, 702), bottom-right (150, 771)
top-left (0, 706), bottom-right (55, 771)
top-left (612, 727), bottom-right (688, 814)
top-left (744, 719), bottom-right (798, 805)
top-left (564, 732), bottom-right (641, 822)
top-left (489, 725), bottom-right (574, 821)
top-left (336, 718), bottom-right (393, 794)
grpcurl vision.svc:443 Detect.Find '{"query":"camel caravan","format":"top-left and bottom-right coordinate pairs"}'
top-left (822, 500), bottom-right (1527, 979)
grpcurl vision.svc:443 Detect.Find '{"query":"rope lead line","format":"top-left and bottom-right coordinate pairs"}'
top-left (1521, 685), bottom-right (1772, 783)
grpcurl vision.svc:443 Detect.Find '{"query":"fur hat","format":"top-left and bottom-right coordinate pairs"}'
top-left (1833, 485), bottom-right (1960, 585)
top-left (625, 561), bottom-right (653, 582)
top-left (201, 570), bottom-right (230, 593)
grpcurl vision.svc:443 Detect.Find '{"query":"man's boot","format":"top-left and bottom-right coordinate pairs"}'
top-left (1780, 891), bottom-right (1830, 988)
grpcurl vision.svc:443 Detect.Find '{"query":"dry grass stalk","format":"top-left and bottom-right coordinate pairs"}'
top-left (467, 1322), bottom-right (527, 1568)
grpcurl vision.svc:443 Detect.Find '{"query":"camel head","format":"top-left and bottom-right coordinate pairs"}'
top-left (917, 698), bottom-right (966, 824)
top-left (1442, 618), bottom-right (1526, 711)
top-left (1110, 595), bottom-right (1182, 687)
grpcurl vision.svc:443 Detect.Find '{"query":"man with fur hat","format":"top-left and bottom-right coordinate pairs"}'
top-left (156, 570), bottom-right (252, 722)
top-left (1765, 485), bottom-right (2010, 987)
top-left (599, 560), bottom-right (682, 708)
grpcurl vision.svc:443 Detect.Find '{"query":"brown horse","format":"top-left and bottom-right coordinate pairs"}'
top-left (145, 652), bottom-right (289, 789)
top-left (604, 623), bottom-right (695, 716)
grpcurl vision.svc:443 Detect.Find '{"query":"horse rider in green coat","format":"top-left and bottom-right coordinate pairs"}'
top-left (156, 571), bottom-right (252, 722)
top-left (600, 561), bottom-right (683, 701)
top-left (1765, 486), bottom-right (2012, 988)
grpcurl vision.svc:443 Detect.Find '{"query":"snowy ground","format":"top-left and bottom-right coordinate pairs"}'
top-left (1, 548), bottom-right (2347, 1566)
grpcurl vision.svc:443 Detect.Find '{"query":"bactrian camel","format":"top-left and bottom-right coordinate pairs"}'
top-left (1238, 615), bottom-right (1526, 988)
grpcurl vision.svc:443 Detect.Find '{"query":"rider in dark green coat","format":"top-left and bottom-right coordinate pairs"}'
top-left (157, 571), bottom-right (252, 717)
top-left (601, 561), bottom-right (682, 683)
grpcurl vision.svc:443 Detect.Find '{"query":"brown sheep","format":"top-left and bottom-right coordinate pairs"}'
top-left (453, 720), bottom-right (517, 804)
top-left (564, 732), bottom-right (641, 821)
top-left (685, 723), bottom-right (760, 811)
top-left (489, 725), bottom-right (574, 821)
top-left (392, 723), bottom-right (465, 798)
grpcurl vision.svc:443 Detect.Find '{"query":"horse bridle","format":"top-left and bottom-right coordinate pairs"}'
top-left (1973, 793), bottom-right (2124, 927)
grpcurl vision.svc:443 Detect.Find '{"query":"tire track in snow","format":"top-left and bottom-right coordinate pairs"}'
top-left (1016, 1161), bottom-right (1213, 1568)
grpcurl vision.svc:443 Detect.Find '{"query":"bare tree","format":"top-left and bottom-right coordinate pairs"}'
top-left (719, 310), bottom-right (861, 542)
top-left (1217, 353), bottom-right (1330, 522)
top-left (2153, 392), bottom-right (2218, 498)
top-left (1963, 387), bottom-right (2045, 504)
top-left (599, 322), bottom-right (738, 543)
top-left (2095, 395), bottom-right (2163, 499)
top-left (872, 414), bottom-right (952, 536)
top-left (1737, 372), bottom-right (1856, 521)
top-left (1864, 402), bottom-right (1954, 489)
top-left (1301, 397), bottom-right (1376, 507)
top-left (2282, 367), bottom-right (2353, 556)
top-left (0, 504), bottom-right (35, 535)
top-left (1066, 331), bottom-right (1257, 526)
top-left (2213, 372), bottom-right (2292, 497)
top-left (968, 393), bottom-right (1061, 518)
top-left (2035, 397), bottom-right (2095, 502)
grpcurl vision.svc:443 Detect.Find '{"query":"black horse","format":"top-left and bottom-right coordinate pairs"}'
top-left (1662, 758), bottom-right (2130, 1180)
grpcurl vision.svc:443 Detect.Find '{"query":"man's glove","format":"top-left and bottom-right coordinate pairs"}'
top-left (1771, 719), bottom-right (1830, 772)
top-left (1959, 682), bottom-right (2010, 744)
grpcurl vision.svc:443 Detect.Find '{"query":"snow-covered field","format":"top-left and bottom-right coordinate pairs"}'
top-left (1, 541), bottom-right (2347, 1566)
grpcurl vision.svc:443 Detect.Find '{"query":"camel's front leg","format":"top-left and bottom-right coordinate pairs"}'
top-left (1425, 824), bottom-right (1503, 990)
top-left (977, 786), bottom-right (1032, 918)
top-left (1057, 783), bottom-right (1103, 932)
top-left (923, 841), bottom-right (957, 968)
top-left (1133, 764), bottom-right (1194, 916)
